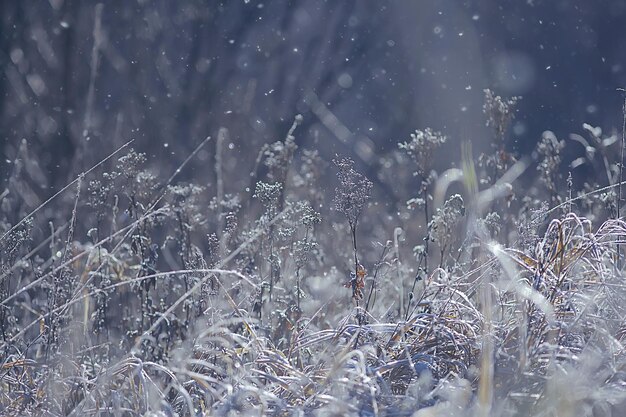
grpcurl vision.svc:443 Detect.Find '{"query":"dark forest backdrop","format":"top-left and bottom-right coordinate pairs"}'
top-left (2, 0), bottom-right (626, 192)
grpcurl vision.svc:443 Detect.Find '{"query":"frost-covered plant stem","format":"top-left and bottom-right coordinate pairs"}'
top-left (421, 180), bottom-right (430, 276)
top-left (333, 157), bottom-right (372, 305)
top-left (618, 90), bottom-right (626, 269)
top-left (399, 128), bottom-right (447, 299)
top-left (351, 221), bottom-right (358, 280)
top-left (216, 127), bottom-right (227, 258)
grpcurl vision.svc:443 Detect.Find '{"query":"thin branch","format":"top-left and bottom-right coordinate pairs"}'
top-left (0, 139), bottom-right (134, 243)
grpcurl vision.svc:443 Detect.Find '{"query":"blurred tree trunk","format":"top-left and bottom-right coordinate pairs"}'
top-left (55, 0), bottom-right (78, 185)
top-left (0, 1), bottom-right (19, 185)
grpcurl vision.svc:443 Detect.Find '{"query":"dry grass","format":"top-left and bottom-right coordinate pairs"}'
top-left (3, 102), bottom-right (626, 416)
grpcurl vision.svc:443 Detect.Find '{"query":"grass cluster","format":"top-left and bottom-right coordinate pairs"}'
top-left (2, 90), bottom-right (626, 416)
